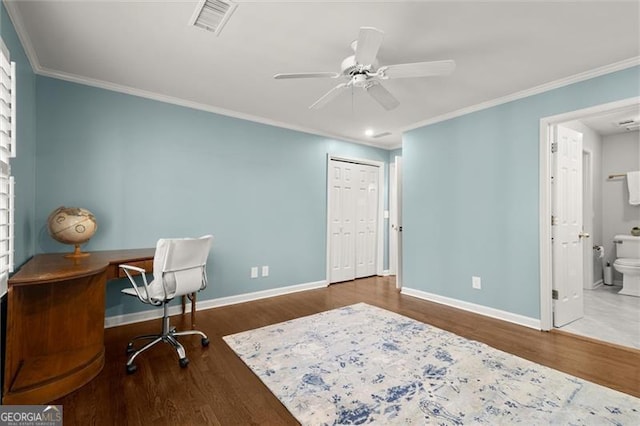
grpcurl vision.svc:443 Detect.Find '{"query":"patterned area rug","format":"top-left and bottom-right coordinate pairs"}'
top-left (223, 303), bottom-right (639, 425)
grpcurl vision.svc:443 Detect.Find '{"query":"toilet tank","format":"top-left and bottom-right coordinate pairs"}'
top-left (614, 235), bottom-right (640, 258)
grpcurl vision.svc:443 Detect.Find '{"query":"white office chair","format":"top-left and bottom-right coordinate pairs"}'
top-left (119, 235), bottom-right (213, 374)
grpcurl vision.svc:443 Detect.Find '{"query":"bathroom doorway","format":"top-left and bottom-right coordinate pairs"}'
top-left (540, 97), bottom-right (640, 349)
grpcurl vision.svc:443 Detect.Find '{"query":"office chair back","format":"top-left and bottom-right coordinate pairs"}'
top-left (120, 234), bottom-right (213, 373)
top-left (154, 235), bottom-right (213, 300)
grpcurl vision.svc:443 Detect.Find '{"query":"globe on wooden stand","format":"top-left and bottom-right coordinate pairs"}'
top-left (47, 206), bottom-right (98, 258)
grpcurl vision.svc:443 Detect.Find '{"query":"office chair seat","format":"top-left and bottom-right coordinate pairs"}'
top-left (121, 281), bottom-right (165, 302)
top-left (119, 235), bottom-right (213, 374)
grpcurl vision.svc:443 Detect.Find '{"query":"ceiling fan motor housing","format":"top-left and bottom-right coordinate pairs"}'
top-left (341, 56), bottom-right (359, 76)
top-left (341, 55), bottom-right (378, 78)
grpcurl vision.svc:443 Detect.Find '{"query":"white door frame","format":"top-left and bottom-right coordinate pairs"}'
top-left (326, 154), bottom-right (385, 284)
top-left (389, 162), bottom-right (397, 276)
top-left (582, 148), bottom-right (595, 290)
top-left (538, 96), bottom-right (639, 330)
top-left (395, 156), bottom-right (403, 290)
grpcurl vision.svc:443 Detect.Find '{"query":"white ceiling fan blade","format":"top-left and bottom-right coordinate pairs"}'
top-left (309, 83), bottom-right (349, 109)
top-left (274, 72), bottom-right (340, 79)
top-left (355, 27), bottom-right (384, 65)
top-left (366, 83), bottom-right (399, 111)
top-left (381, 60), bottom-right (456, 79)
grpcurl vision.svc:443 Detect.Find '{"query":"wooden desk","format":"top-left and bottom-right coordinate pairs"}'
top-left (3, 248), bottom-right (155, 404)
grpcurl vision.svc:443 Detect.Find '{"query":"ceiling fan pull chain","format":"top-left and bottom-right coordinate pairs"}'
top-left (351, 86), bottom-right (354, 115)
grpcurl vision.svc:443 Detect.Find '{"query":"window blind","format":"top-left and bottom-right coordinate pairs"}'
top-left (0, 39), bottom-right (15, 297)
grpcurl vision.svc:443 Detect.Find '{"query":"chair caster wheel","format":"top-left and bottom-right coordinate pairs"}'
top-left (201, 337), bottom-right (209, 347)
top-left (126, 364), bottom-right (137, 375)
top-left (126, 343), bottom-right (135, 355)
top-left (179, 357), bottom-right (189, 368)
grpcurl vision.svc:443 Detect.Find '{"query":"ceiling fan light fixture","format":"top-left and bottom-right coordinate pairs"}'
top-left (189, 0), bottom-right (237, 35)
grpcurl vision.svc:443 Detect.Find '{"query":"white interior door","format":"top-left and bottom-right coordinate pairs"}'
top-left (330, 159), bottom-right (379, 283)
top-left (389, 163), bottom-right (398, 275)
top-left (329, 160), bottom-right (356, 283)
top-left (363, 165), bottom-right (378, 277)
top-left (552, 125), bottom-right (585, 327)
top-left (355, 167), bottom-right (367, 276)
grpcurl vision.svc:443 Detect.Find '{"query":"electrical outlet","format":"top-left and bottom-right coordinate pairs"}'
top-left (262, 265), bottom-right (269, 277)
top-left (472, 276), bottom-right (481, 289)
top-left (251, 267), bottom-right (258, 278)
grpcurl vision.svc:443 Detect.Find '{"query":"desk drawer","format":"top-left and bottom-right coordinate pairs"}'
top-left (117, 260), bottom-right (153, 278)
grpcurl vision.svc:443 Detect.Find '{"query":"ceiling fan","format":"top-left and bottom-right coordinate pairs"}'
top-left (274, 27), bottom-right (456, 111)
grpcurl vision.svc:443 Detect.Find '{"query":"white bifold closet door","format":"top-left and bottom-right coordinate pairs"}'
top-left (329, 159), bottom-right (378, 283)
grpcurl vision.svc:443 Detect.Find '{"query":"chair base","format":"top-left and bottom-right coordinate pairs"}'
top-left (125, 303), bottom-right (209, 374)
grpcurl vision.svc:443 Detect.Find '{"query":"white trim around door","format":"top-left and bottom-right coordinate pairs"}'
top-left (538, 96), bottom-right (640, 331)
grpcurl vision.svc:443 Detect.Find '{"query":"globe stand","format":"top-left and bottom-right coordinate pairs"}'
top-left (64, 244), bottom-right (90, 259)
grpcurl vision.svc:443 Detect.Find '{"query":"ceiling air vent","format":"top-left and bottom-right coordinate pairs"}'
top-left (373, 132), bottom-right (392, 139)
top-left (617, 118), bottom-right (640, 131)
top-left (189, 0), bottom-right (237, 36)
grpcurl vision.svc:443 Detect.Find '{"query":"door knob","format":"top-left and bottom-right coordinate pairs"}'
top-left (578, 231), bottom-right (590, 239)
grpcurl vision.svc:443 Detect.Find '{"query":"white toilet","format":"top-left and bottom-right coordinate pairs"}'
top-left (613, 234), bottom-right (640, 297)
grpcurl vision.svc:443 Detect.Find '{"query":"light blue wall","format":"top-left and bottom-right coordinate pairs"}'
top-left (1, 4), bottom-right (36, 267)
top-left (35, 77), bottom-right (389, 317)
top-left (388, 148), bottom-right (402, 163)
top-left (403, 66), bottom-right (640, 319)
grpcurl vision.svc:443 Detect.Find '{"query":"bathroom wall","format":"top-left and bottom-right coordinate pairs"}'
top-left (562, 120), bottom-right (604, 287)
top-left (602, 130), bottom-right (640, 283)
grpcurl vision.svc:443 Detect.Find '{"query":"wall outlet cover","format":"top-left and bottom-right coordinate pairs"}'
top-left (251, 267), bottom-right (258, 278)
top-left (262, 265), bottom-right (269, 277)
top-left (472, 276), bottom-right (481, 289)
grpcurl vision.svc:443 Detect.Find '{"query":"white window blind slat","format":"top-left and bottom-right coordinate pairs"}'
top-left (9, 176), bottom-right (13, 271)
top-left (10, 61), bottom-right (16, 157)
top-left (0, 38), bottom-right (15, 292)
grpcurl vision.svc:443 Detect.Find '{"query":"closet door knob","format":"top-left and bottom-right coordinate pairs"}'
top-left (578, 231), bottom-right (590, 239)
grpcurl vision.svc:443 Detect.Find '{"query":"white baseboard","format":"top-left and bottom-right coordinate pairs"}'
top-left (105, 280), bottom-right (328, 328)
top-left (401, 287), bottom-right (541, 330)
top-left (585, 279), bottom-right (604, 290)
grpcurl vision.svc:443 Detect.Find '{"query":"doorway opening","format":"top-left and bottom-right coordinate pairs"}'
top-left (539, 96), bottom-right (640, 349)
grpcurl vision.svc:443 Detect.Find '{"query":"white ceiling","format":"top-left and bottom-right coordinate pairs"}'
top-left (5, 0), bottom-right (640, 149)
top-left (579, 105), bottom-right (640, 136)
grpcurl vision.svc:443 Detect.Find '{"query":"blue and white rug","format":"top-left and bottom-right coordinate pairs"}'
top-left (223, 303), bottom-right (639, 425)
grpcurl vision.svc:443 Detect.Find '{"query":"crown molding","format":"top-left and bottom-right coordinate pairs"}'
top-left (40, 66), bottom-right (395, 150)
top-left (402, 56), bottom-right (640, 134)
top-left (3, 0), bottom-right (396, 151)
top-left (5, 0), bottom-right (635, 152)
top-left (2, 0), bottom-right (42, 73)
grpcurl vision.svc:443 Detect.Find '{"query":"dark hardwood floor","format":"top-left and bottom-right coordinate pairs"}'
top-left (54, 276), bottom-right (640, 425)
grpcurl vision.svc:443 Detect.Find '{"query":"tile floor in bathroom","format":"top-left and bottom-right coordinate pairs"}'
top-left (560, 284), bottom-right (640, 349)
